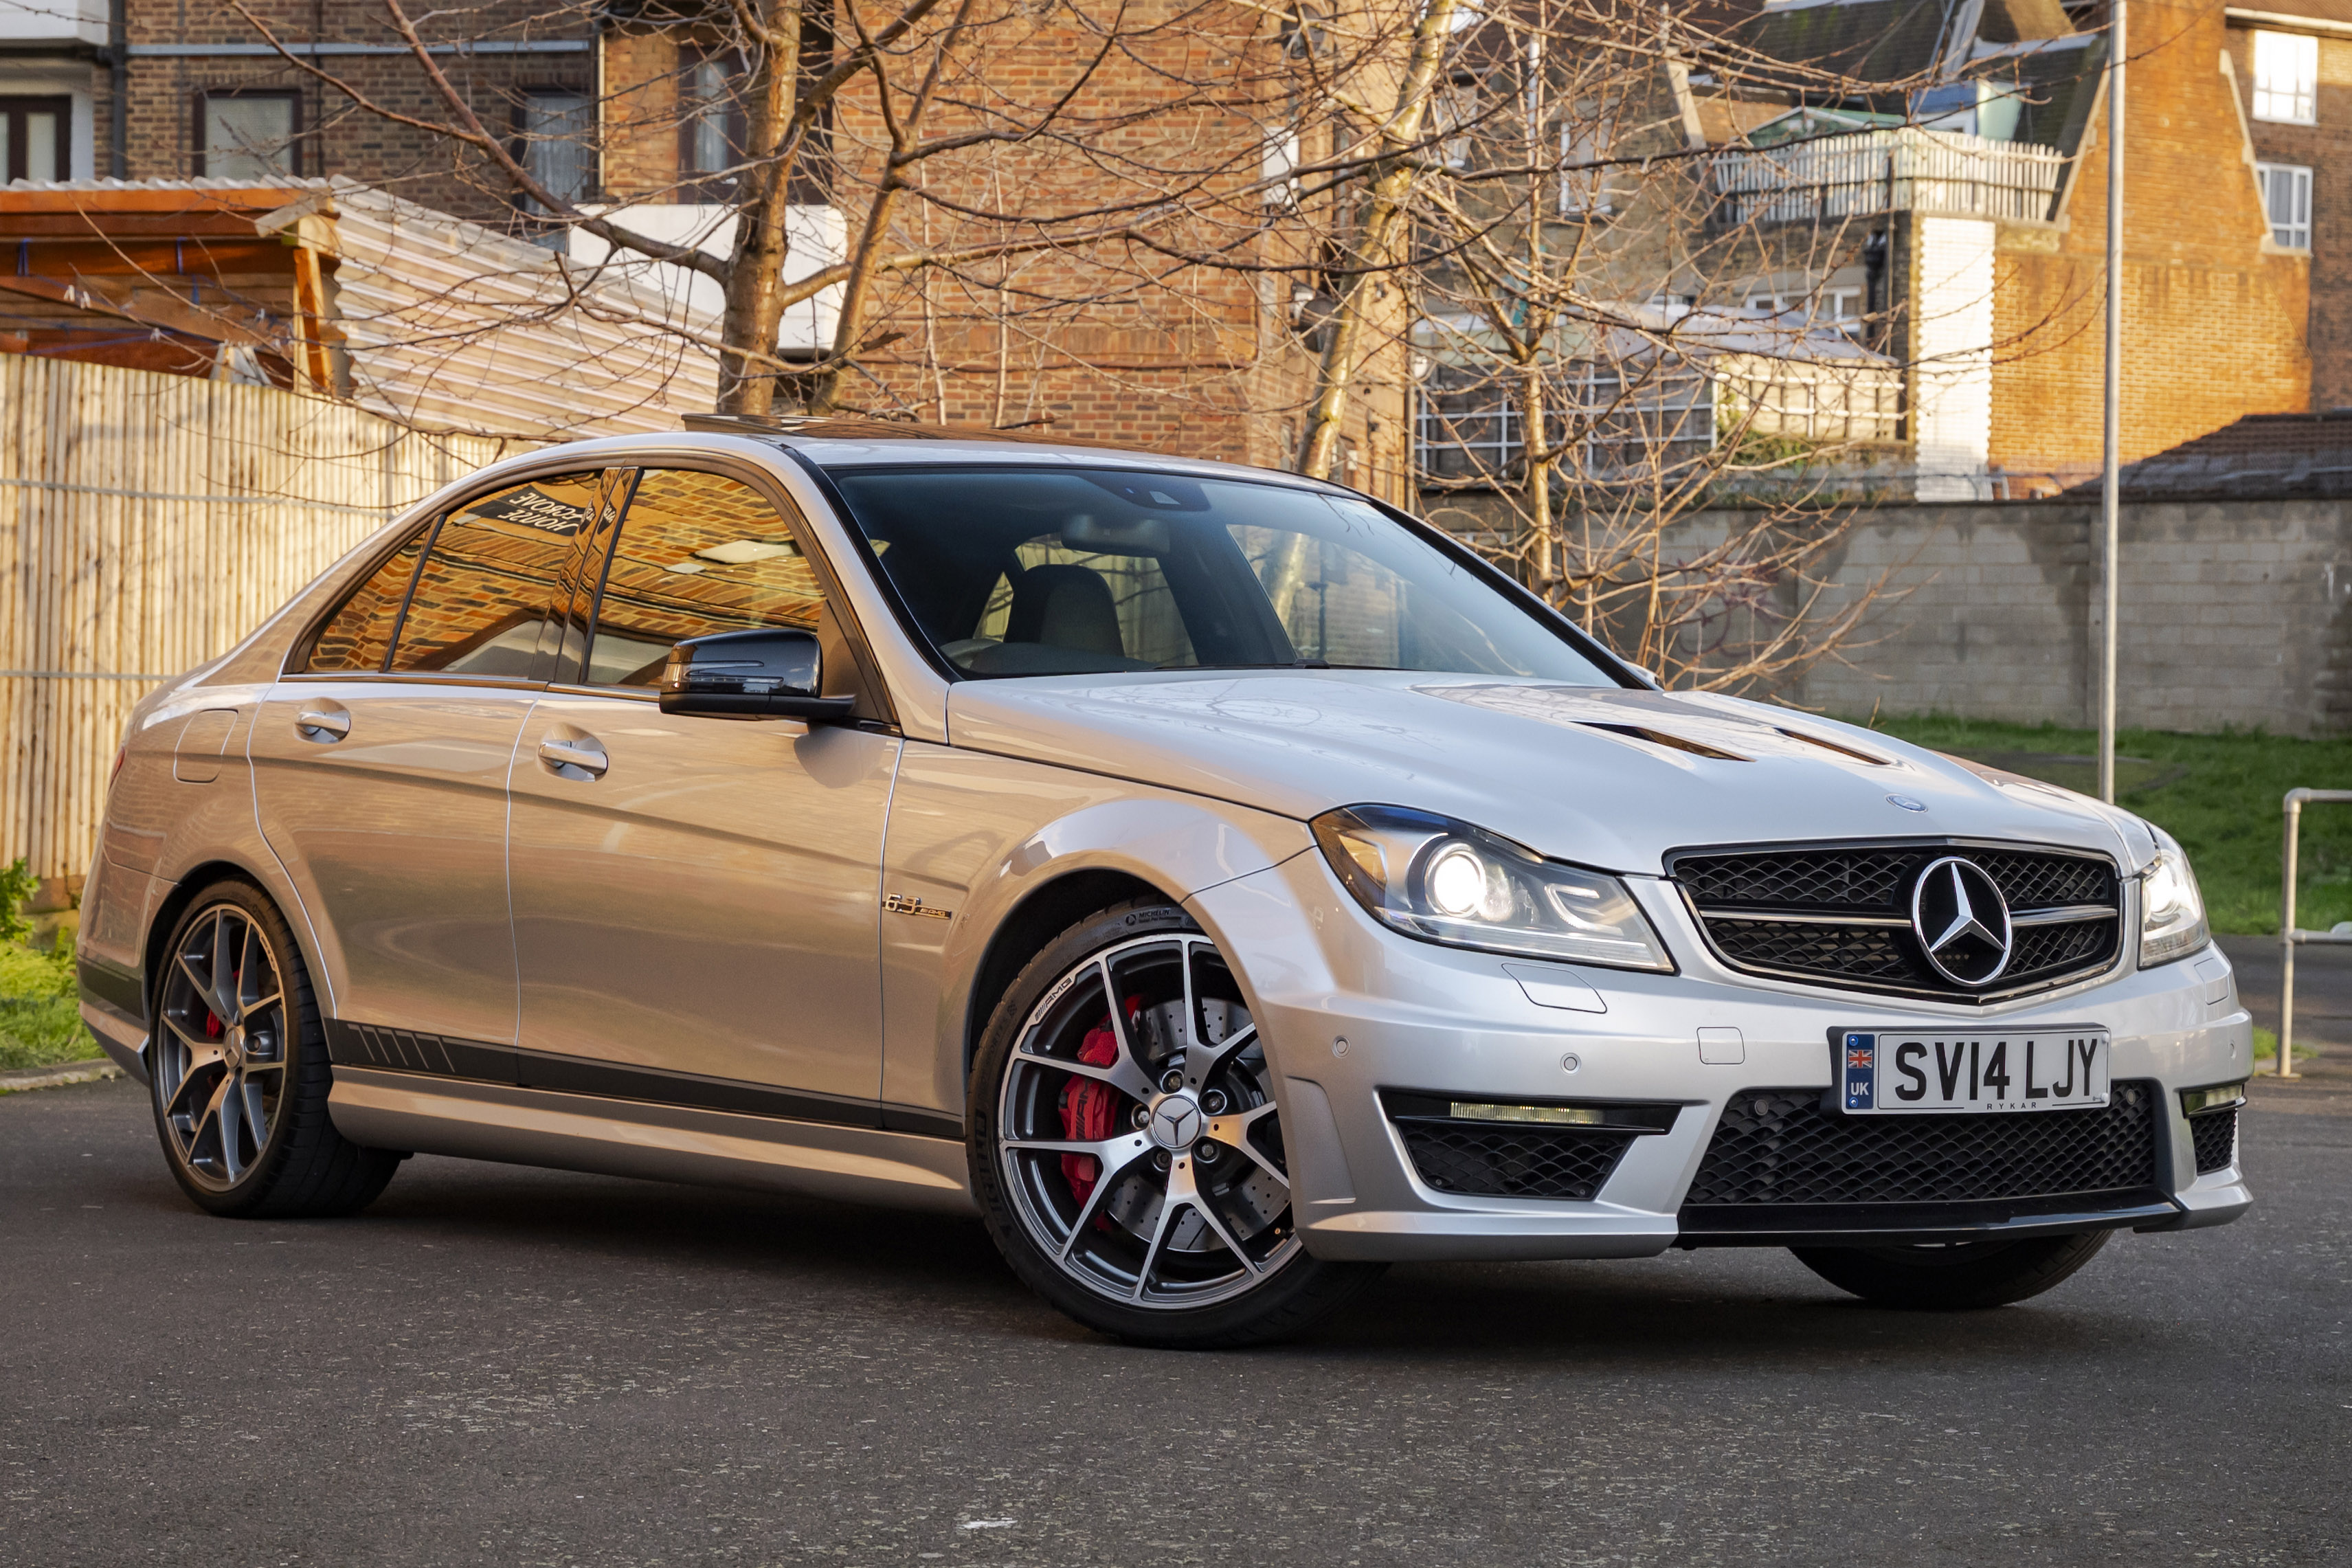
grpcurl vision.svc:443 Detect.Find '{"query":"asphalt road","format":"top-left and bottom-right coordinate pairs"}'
top-left (3, 1068), bottom-right (2347, 1568)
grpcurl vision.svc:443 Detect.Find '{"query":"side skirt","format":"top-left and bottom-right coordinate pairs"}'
top-left (328, 1066), bottom-right (980, 1217)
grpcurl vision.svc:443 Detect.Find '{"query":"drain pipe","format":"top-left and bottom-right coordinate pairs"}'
top-left (107, 0), bottom-right (128, 177)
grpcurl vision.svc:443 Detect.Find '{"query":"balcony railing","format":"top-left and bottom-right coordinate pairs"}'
top-left (1710, 127), bottom-right (2070, 228)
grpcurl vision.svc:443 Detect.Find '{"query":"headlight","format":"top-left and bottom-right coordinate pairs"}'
top-left (2138, 825), bottom-right (2210, 967)
top-left (1311, 805), bottom-right (1673, 971)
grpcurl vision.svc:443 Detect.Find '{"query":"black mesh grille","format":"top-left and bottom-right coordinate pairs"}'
top-left (1396, 1119), bottom-right (1636, 1200)
top-left (2191, 1109), bottom-right (2238, 1174)
top-left (1709, 919), bottom-right (1914, 979)
top-left (1685, 1080), bottom-right (2158, 1206)
top-left (2008, 920), bottom-right (2117, 979)
top-left (1670, 842), bottom-right (2120, 1001)
top-left (1971, 851), bottom-right (2114, 910)
top-left (1675, 849), bottom-right (1916, 911)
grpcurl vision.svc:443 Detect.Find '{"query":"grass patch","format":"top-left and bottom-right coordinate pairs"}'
top-left (1859, 716), bottom-right (2352, 937)
top-left (0, 939), bottom-right (89, 1072)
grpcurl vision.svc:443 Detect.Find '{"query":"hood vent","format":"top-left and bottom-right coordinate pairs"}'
top-left (1775, 727), bottom-right (1890, 766)
top-left (1583, 723), bottom-right (1748, 761)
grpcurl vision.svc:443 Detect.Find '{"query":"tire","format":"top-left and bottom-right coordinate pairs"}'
top-left (1790, 1229), bottom-right (2112, 1309)
top-left (967, 899), bottom-right (1383, 1348)
top-left (148, 879), bottom-right (400, 1218)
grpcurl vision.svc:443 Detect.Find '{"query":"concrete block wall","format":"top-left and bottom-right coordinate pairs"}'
top-left (1673, 496), bottom-right (2352, 735)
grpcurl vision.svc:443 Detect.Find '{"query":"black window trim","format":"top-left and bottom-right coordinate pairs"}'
top-left (0, 96), bottom-right (73, 183)
top-left (790, 453), bottom-right (1646, 691)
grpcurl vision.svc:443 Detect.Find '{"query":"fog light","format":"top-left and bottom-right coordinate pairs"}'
top-left (1451, 1101), bottom-right (1606, 1126)
top-left (2179, 1081), bottom-right (2247, 1117)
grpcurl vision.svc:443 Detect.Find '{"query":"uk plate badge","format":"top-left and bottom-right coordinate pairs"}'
top-left (1842, 1033), bottom-right (1876, 1110)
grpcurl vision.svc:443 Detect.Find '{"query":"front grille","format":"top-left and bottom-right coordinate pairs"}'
top-left (1395, 1119), bottom-right (1637, 1200)
top-left (2191, 1108), bottom-right (2239, 1174)
top-left (1685, 1080), bottom-right (2158, 1207)
top-left (1670, 840), bottom-right (2121, 1002)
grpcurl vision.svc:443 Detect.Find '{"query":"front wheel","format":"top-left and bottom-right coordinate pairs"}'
top-left (968, 901), bottom-right (1382, 1347)
top-left (1791, 1230), bottom-right (2112, 1309)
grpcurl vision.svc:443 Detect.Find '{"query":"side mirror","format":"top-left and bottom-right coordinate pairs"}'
top-left (656, 628), bottom-right (857, 721)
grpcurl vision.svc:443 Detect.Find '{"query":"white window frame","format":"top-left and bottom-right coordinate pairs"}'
top-left (1558, 117), bottom-right (1614, 216)
top-left (2256, 160), bottom-right (2314, 249)
top-left (2252, 30), bottom-right (2319, 124)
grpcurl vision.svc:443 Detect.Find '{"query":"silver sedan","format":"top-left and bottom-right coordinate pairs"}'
top-left (77, 420), bottom-right (2251, 1345)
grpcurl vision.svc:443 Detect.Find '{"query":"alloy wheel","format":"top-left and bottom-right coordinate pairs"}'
top-left (996, 932), bottom-right (1300, 1309)
top-left (155, 904), bottom-right (289, 1190)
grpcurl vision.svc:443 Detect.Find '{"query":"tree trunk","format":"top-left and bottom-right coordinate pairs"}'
top-left (717, 0), bottom-right (807, 415)
top-left (1295, 0), bottom-right (1461, 480)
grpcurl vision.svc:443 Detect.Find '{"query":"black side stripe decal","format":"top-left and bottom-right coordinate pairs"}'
top-left (324, 1019), bottom-right (961, 1140)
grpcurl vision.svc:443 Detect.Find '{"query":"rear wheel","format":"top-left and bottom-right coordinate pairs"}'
top-left (1791, 1230), bottom-right (2112, 1309)
top-left (969, 901), bottom-right (1382, 1347)
top-left (150, 880), bottom-right (399, 1218)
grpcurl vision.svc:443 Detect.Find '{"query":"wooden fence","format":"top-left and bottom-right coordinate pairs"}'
top-left (1, 354), bottom-right (513, 885)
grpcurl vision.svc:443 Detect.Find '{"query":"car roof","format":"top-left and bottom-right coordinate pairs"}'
top-left (674, 414), bottom-right (1343, 491)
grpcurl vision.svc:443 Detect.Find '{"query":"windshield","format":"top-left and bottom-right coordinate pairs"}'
top-left (825, 466), bottom-right (1623, 684)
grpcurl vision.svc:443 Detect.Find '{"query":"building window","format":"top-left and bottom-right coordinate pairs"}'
top-left (0, 98), bottom-right (70, 182)
top-left (2252, 30), bottom-right (2318, 124)
top-left (679, 47), bottom-right (747, 194)
top-left (519, 91), bottom-right (594, 208)
top-left (1432, 80), bottom-right (1478, 170)
top-left (196, 91), bottom-right (299, 180)
top-left (1559, 116), bottom-right (1615, 216)
top-left (2257, 161), bottom-right (2314, 249)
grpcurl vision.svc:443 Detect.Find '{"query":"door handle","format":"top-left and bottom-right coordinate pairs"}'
top-left (537, 736), bottom-right (609, 779)
top-left (294, 708), bottom-right (349, 741)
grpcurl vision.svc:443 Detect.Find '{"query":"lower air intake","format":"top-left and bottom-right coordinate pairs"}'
top-left (1685, 1080), bottom-right (2160, 1207)
top-left (1396, 1119), bottom-right (1637, 1201)
top-left (2191, 1108), bottom-right (2238, 1174)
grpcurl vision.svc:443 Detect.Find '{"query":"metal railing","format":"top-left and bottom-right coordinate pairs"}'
top-left (2277, 787), bottom-right (2352, 1078)
top-left (1710, 126), bottom-right (2071, 228)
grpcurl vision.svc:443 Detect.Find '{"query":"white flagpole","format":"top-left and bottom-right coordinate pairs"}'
top-left (2100, 1), bottom-right (2125, 804)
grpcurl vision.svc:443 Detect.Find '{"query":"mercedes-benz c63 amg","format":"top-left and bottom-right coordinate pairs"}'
top-left (76, 419), bottom-right (2251, 1345)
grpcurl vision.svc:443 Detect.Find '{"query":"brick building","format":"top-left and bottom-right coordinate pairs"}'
top-left (1727, 0), bottom-right (2318, 491)
top-left (1411, 0), bottom-right (2329, 502)
top-left (2224, 1), bottom-right (2352, 408)
top-left (0, 0), bottom-right (1404, 489)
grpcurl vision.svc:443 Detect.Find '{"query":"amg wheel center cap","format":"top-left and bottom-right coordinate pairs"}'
top-left (1909, 855), bottom-right (2014, 988)
top-left (223, 1024), bottom-right (247, 1070)
top-left (1147, 1092), bottom-right (1205, 1152)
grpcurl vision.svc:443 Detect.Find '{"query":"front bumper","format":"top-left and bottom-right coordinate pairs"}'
top-left (1186, 854), bottom-right (2254, 1263)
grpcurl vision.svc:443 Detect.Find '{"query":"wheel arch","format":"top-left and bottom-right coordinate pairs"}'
top-left (140, 858), bottom-right (304, 1020)
top-left (961, 868), bottom-right (1175, 1084)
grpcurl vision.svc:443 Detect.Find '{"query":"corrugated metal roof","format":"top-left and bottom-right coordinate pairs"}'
top-left (1, 176), bottom-right (723, 441)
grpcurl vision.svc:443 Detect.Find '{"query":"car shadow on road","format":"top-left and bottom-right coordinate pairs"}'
top-left (1297, 1255), bottom-right (2153, 1369)
top-left (335, 1158), bottom-right (2162, 1368)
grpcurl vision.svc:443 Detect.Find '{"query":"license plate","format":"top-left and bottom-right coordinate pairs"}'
top-left (1839, 1029), bottom-right (2109, 1113)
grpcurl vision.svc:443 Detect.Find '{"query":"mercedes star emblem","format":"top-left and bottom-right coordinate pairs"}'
top-left (1149, 1095), bottom-right (1205, 1152)
top-left (1909, 855), bottom-right (2014, 988)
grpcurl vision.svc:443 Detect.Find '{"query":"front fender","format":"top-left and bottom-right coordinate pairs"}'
top-left (877, 741), bottom-right (1311, 1119)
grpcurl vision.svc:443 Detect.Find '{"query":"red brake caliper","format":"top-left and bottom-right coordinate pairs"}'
top-left (1060, 996), bottom-right (1140, 1210)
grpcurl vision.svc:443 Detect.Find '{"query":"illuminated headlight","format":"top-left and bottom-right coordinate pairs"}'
top-left (1312, 805), bottom-right (1672, 972)
top-left (2138, 825), bottom-right (2210, 967)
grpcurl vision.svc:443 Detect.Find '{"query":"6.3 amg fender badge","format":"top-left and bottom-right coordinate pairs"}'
top-left (882, 893), bottom-right (954, 921)
top-left (1909, 856), bottom-right (2013, 988)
